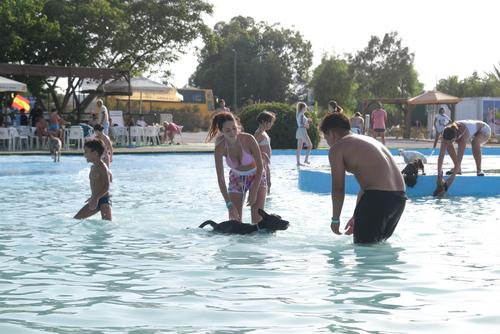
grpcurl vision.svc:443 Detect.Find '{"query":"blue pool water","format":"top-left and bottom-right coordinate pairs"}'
top-left (0, 153), bottom-right (499, 333)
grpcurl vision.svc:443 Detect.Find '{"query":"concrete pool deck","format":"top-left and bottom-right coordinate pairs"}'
top-left (0, 130), bottom-right (498, 155)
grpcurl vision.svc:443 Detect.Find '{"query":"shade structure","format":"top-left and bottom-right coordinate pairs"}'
top-left (104, 76), bottom-right (183, 102)
top-left (407, 90), bottom-right (461, 105)
top-left (0, 76), bottom-right (27, 92)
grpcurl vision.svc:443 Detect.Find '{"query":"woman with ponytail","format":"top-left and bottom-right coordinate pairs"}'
top-left (206, 111), bottom-right (267, 224)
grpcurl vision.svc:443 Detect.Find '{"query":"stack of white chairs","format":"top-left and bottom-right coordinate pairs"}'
top-left (0, 128), bottom-right (13, 150)
top-left (129, 126), bottom-right (144, 146)
top-left (17, 126), bottom-right (33, 149)
top-left (9, 127), bottom-right (29, 150)
top-left (144, 126), bottom-right (160, 145)
top-left (113, 126), bottom-right (129, 146)
top-left (29, 126), bottom-right (44, 149)
top-left (66, 126), bottom-right (84, 150)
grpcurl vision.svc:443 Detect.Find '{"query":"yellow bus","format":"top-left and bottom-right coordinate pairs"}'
top-left (108, 87), bottom-right (215, 129)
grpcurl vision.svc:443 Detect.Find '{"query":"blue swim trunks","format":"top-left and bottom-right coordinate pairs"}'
top-left (48, 124), bottom-right (60, 131)
top-left (97, 195), bottom-right (112, 210)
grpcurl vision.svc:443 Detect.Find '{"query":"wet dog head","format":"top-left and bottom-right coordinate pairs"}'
top-left (257, 209), bottom-right (289, 231)
top-left (433, 179), bottom-right (448, 197)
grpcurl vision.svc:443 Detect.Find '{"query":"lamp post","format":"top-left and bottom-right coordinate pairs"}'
top-left (231, 49), bottom-right (237, 113)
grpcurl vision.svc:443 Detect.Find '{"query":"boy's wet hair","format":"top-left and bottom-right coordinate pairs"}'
top-left (319, 112), bottom-right (351, 134)
top-left (93, 124), bottom-right (104, 132)
top-left (256, 111), bottom-right (276, 124)
top-left (442, 125), bottom-right (457, 140)
top-left (84, 139), bottom-right (105, 156)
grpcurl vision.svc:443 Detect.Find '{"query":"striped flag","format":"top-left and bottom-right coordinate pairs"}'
top-left (11, 94), bottom-right (30, 112)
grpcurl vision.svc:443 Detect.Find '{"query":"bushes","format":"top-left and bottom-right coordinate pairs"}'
top-left (238, 102), bottom-right (321, 149)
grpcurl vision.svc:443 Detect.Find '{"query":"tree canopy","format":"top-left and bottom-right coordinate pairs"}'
top-left (0, 0), bottom-right (212, 114)
top-left (349, 32), bottom-right (423, 106)
top-left (437, 71), bottom-right (500, 97)
top-left (190, 16), bottom-right (313, 109)
top-left (310, 54), bottom-right (357, 112)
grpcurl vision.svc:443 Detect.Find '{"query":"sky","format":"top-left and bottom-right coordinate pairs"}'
top-left (165, 0), bottom-right (500, 92)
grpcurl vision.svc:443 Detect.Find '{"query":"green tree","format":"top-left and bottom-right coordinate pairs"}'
top-left (0, 0), bottom-right (212, 115)
top-left (349, 32), bottom-right (423, 104)
top-left (437, 71), bottom-right (500, 97)
top-left (239, 102), bottom-right (321, 149)
top-left (190, 16), bottom-right (313, 109)
top-left (310, 54), bottom-right (357, 113)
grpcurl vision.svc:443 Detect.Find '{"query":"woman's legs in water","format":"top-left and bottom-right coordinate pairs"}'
top-left (251, 184), bottom-right (267, 225)
top-left (229, 191), bottom-right (244, 222)
top-left (296, 139), bottom-right (304, 165)
top-left (304, 134), bottom-right (312, 164)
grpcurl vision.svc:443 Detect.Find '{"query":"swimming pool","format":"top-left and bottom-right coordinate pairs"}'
top-left (1, 153), bottom-right (499, 333)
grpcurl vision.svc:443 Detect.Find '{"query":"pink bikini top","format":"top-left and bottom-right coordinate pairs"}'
top-left (225, 140), bottom-right (255, 169)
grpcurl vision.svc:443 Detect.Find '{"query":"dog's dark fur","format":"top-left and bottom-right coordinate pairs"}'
top-left (199, 208), bottom-right (289, 234)
top-left (401, 158), bottom-right (425, 187)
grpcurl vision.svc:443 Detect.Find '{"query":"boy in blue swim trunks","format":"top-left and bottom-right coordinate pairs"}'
top-left (74, 139), bottom-right (112, 221)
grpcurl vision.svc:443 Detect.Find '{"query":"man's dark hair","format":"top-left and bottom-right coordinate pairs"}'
top-left (319, 112), bottom-right (351, 134)
top-left (93, 124), bottom-right (104, 132)
top-left (442, 126), bottom-right (457, 140)
top-left (84, 139), bottom-right (105, 156)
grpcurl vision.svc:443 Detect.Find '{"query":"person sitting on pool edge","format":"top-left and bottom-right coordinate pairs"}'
top-left (74, 139), bottom-right (112, 221)
top-left (434, 119), bottom-right (491, 197)
top-left (319, 112), bottom-right (407, 244)
top-left (206, 111), bottom-right (267, 225)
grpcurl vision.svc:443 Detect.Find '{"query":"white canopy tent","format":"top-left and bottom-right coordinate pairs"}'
top-left (0, 76), bottom-right (27, 92)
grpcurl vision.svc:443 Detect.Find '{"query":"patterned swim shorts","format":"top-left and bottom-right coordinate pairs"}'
top-left (228, 168), bottom-right (267, 194)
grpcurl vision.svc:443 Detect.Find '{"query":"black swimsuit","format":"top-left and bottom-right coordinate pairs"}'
top-left (353, 190), bottom-right (407, 244)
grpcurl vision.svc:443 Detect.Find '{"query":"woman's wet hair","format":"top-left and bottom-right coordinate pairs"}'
top-left (256, 110), bottom-right (276, 124)
top-left (206, 111), bottom-right (238, 142)
top-left (319, 112), bottom-right (351, 134)
top-left (442, 124), bottom-right (458, 140)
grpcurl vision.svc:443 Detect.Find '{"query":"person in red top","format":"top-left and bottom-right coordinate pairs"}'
top-left (162, 121), bottom-right (181, 144)
top-left (371, 102), bottom-right (387, 145)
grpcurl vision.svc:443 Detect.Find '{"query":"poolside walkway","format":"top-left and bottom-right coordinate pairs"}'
top-left (0, 130), bottom-right (498, 155)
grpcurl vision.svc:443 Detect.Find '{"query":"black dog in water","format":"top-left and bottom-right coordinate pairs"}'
top-left (199, 209), bottom-right (289, 235)
top-left (401, 158), bottom-right (425, 187)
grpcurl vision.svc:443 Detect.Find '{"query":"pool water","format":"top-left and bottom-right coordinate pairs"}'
top-left (0, 153), bottom-right (499, 333)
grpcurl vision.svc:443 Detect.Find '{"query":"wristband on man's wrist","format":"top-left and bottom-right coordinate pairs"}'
top-left (331, 218), bottom-right (340, 225)
top-left (226, 201), bottom-right (233, 209)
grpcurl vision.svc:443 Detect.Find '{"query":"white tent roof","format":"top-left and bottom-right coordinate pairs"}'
top-left (103, 76), bottom-right (168, 93)
top-left (0, 76), bottom-right (27, 92)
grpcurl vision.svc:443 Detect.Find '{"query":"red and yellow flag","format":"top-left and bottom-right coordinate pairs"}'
top-left (11, 95), bottom-right (30, 113)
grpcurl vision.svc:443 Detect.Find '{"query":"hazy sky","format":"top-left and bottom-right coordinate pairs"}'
top-left (166, 0), bottom-right (500, 91)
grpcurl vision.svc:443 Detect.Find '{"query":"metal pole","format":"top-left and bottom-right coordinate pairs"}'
top-left (232, 49), bottom-right (237, 113)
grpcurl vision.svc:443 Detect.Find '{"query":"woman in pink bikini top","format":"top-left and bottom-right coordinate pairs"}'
top-left (206, 111), bottom-right (267, 225)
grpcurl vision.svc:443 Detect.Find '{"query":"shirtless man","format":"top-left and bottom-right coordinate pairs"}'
top-left (319, 112), bottom-right (406, 244)
top-left (74, 139), bottom-right (112, 221)
top-left (48, 109), bottom-right (64, 140)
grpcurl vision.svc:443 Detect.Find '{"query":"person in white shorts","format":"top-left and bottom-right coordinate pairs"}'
top-left (433, 107), bottom-right (451, 149)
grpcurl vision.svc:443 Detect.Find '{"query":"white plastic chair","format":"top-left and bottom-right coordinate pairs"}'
top-left (0, 128), bottom-right (13, 150)
top-left (66, 126), bottom-right (84, 150)
top-left (129, 126), bottom-right (144, 146)
top-left (17, 126), bottom-right (32, 149)
top-left (9, 127), bottom-right (29, 150)
top-left (113, 126), bottom-right (129, 146)
top-left (144, 126), bottom-right (160, 145)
